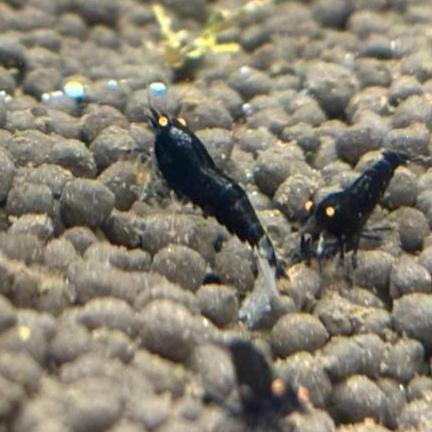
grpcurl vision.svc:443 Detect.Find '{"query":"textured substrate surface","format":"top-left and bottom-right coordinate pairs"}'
top-left (0, 0), bottom-right (432, 430)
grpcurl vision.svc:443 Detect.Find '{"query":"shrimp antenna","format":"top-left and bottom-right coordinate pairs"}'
top-left (409, 153), bottom-right (432, 167)
top-left (144, 81), bottom-right (169, 128)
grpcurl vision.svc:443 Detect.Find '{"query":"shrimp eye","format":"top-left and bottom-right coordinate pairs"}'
top-left (158, 116), bottom-right (169, 127)
top-left (177, 117), bottom-right (187, 126)
top-left (325, 206), bottom-right (335, 217)
top-left (304, 200), bottom-right (314, 213)
top-left (271, 378), bottom-right (286, 397)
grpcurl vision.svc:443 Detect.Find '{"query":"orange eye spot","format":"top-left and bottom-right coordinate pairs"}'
top-left (158, 116), bottom-right (168, 127)
top-left (325, 206), bottom-right (335, 217)
top-left (271, 378), bottom-right (286, 397)
top-left (304, 200), bottom-right (314, 212)
top-left (177, 117), bottom-right (187, 126)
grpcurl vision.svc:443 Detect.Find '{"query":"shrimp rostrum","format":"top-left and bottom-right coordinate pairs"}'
top-left (300, 150), bottom-right (409, 267)
top-left (148, 108), bottom-right (281, 275)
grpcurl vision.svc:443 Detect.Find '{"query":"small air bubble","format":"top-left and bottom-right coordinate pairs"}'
top-left (149, 81), bottom-right (167, 98)
top-left (41, 93), bottom-right (51, 102)
top-left (240, 65), bottom-right (251, 75)
top-left (242, 103), bottom-right (253, 116)
top-left (63, 80), bottom-right (86, 100)
top-left (107, 79), bottom-right (119, 90)
top-left (0, 91), bottom-right (12, 102)
top-left (343, 52), bottom-right (355, 69)
top-left (390, 39), bottom-right (400, 55)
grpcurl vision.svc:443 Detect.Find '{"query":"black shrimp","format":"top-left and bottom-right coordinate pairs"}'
top-left (148, 108), bottom-right (281, 275)
top-left (301, 150), bottom-right (409, 267)
top-left (203, 339), bottom-right (303, 430)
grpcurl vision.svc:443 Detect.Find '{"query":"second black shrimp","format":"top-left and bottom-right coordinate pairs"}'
top-left (148, 108), bottom-right (281, 275)
top-left (203, 339), bottom-right (303, 430)
top-left (301, 150), bottom-right (409, 267)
